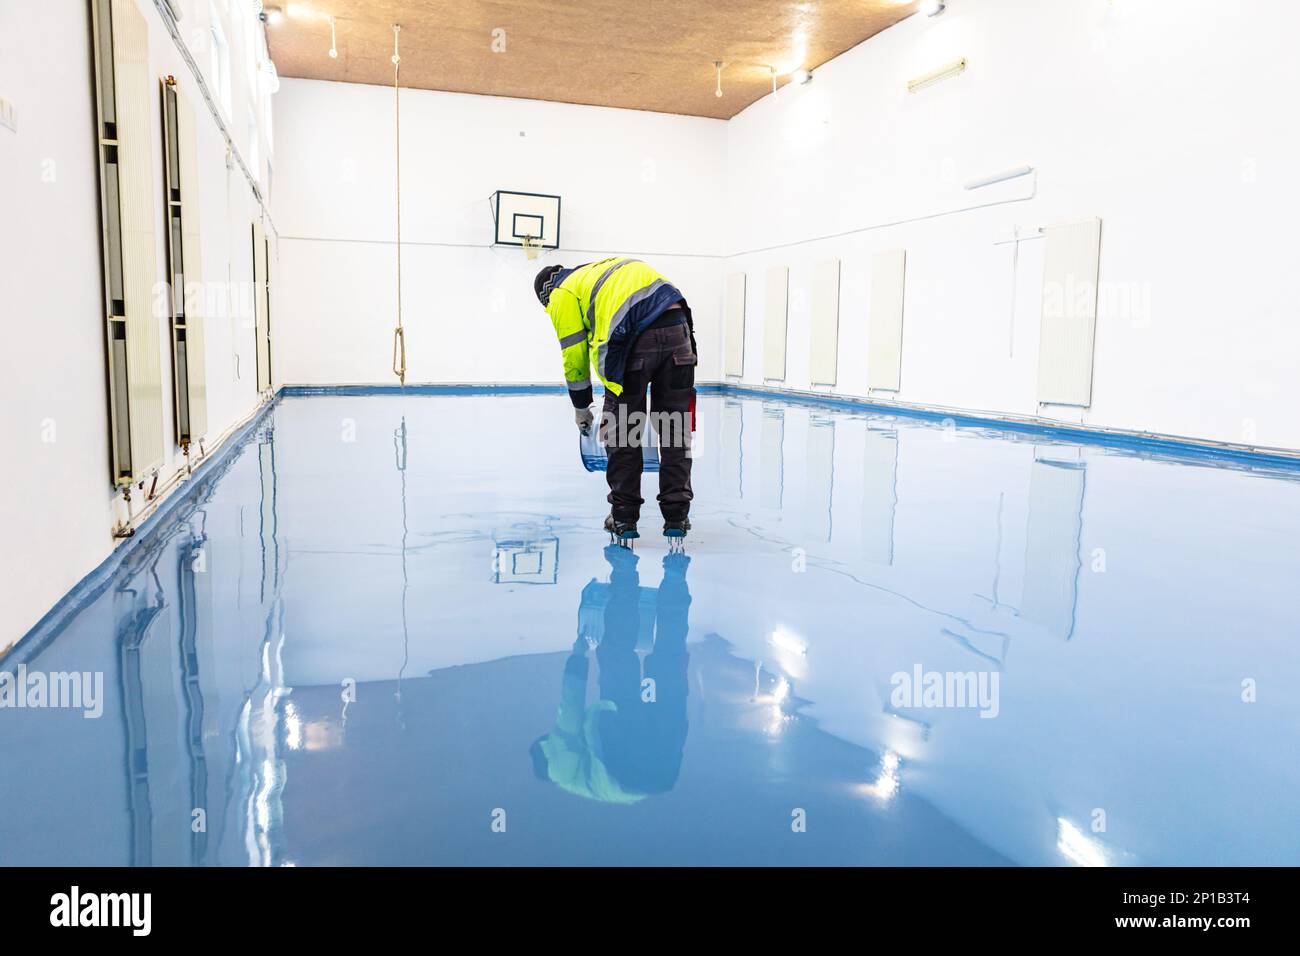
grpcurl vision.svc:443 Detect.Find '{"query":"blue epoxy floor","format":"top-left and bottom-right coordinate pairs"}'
top-left (2, 392), bottom-right (1298, 866)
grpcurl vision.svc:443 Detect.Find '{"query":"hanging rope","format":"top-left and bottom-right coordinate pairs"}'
top-left (391, 24), bottom-right (406, 384)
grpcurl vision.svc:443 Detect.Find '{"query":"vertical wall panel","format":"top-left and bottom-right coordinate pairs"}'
top-left (177, 89), bottom-right (208, 439)
top-left (723, 272), bottom-right (746, 377)
top-left (867, 249), bottom-right (907, 392)
top-left (114, 0), bottom-right (164, 476)
top-left (1037, 218), bottom-right (1102, 406)
top-left (762, 265), bottom-right (789, 381)
top-left (253, 220), bottom-right (271, 392)
top-left (808, 258), bottom-right (841, 386)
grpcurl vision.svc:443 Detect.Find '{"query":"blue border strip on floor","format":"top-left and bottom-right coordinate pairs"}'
top-left (282, 382), bottom-right (1300, 471)
top-left (4, 395), bottom-right (281, 665)
top-left (281, 384), bottom-right (569, 396)
top-left (709, 384), bottom-right (1300, 472)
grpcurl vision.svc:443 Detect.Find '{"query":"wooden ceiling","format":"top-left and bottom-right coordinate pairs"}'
top-left (265, 1), bottom-right (919, 119)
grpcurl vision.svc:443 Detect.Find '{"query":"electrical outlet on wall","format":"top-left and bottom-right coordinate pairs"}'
top-left (0, 98), bottom-right (16, 133)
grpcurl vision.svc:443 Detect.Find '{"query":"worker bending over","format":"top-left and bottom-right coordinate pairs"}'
top-left (535, 259), bottom-right (698, 541)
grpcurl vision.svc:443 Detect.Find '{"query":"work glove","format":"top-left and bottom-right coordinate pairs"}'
top-left (575, 406), bottom-right (595, 434)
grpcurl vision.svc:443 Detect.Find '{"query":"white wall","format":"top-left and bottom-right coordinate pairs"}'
top-left (271, 78), bottom-right (728, 386)
top-left (0, 0), bottom-right (277, 645)
top-left (273, 0), bottom-right (1300, 453)
top-left (724, 0), bottom-right (1300, 451)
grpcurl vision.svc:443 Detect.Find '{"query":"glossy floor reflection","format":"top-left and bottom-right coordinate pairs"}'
top-left (3, 392), bottom-right (1299, 865)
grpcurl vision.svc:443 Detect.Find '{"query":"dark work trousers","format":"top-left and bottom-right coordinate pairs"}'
top-left (601, 320), bottom-right (696, 523)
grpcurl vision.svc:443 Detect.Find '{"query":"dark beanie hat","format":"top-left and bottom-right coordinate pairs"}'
top-left (534, 265), bottom-right (564, 306)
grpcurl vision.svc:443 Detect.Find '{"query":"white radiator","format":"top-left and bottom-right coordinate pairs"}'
top-left (1037, 218), bottom-right (1102, 406)
top-left (723, 272), bottom-right (746, 377)
top-left (112, 0), bottom-right (164, 480)
top-left (176, 87), bottom-right (206, 440)
top-left (808, 258), bottom-right (841, 386)
top-left (164, 81), bottom-right (208, 444)
top-left (762, 266), bottom-right (789, 381)
top-left (867, 250), bottom-right (907, 391)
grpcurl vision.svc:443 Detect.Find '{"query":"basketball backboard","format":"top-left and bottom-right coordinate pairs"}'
top-left (491, 190), bottom-right (561, 251)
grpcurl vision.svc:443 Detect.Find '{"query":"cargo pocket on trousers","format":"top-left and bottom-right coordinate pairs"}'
top-left (670, 353), bottom-right (695, 390)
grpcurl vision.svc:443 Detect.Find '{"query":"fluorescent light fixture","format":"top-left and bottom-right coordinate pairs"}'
top-left (964, 164), bottom-right (1035, 190)
top-left (920, 0), bottom-right (946, 15)
top-left (907, 57), bottom-right (967, 93)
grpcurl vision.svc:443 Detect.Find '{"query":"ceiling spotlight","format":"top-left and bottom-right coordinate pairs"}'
top-left (921, 0), bottom-right (947, 16)
top-left (264, 5), bottom-right (284, 24)
top-left (792, 67), bottom-right (812, 85)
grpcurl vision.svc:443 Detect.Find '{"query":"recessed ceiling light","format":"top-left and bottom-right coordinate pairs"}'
top-left (921, 0), bottom-right (947, 16)
top-left (792, 68), bottom-right (812, 85)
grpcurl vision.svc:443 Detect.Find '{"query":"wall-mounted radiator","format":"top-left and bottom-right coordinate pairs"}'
top-left (161, 76), bottom-right (208, 445)
top-left (723, 272), bottom-right (746, 378)
top-left (867, 250), bottom-right (908, 392)
top-left (1038, 219), bottom-right (1103, 407)
top-left (92, 0), bottom-right (164, 484)
top-left (808, 258), bottom-right (841, 387)
top-left (762, 266), bottom-right (789, 382)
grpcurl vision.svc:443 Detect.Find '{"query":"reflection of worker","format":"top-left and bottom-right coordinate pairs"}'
top-left (530, 546), bottom-right (692, 802)
top-left (535, 260), bottom-right (697, 542)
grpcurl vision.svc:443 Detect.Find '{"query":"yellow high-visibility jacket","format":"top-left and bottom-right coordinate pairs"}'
top-left (544, 258), bottom-right (690, 408)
